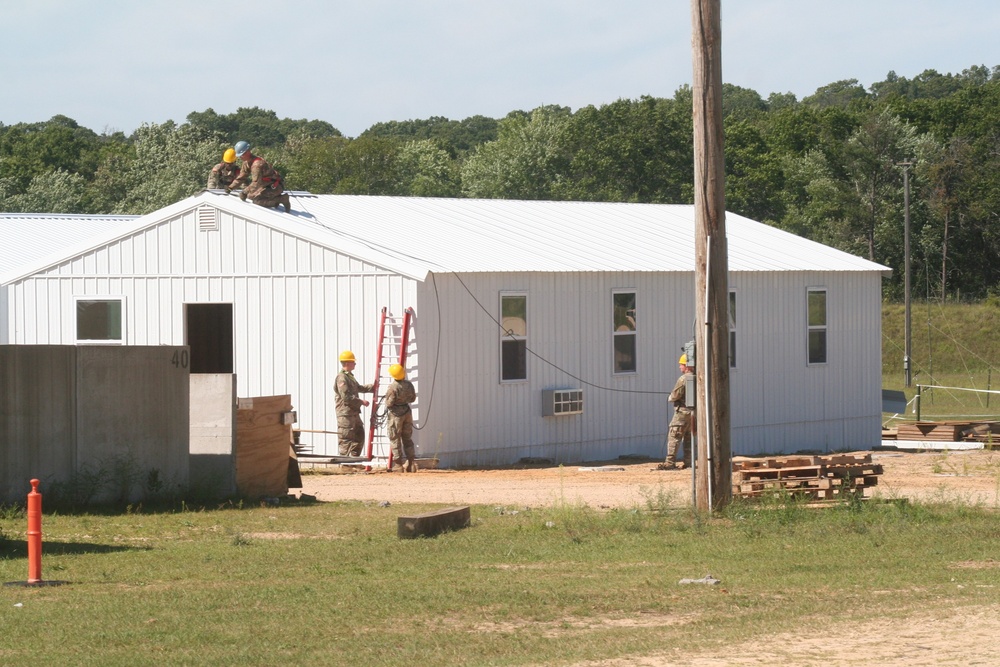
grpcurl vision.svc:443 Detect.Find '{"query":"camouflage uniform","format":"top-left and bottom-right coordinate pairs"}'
top-left (663, 372), bottom-right (693, 468)
top-left (334, 369), bottom-right (374, 456)
top-left (231, 153), bottom-right (285, 208)
top-left (207, 162), bottom-right (240, 190)
top-left (385, 378), bottom-right (417, 472)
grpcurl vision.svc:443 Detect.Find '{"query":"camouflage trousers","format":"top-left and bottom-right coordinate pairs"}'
top-left (388, 413), bottom-right (415, 469)
top-left (337, 413), bottom-right (365, 456)
top-left (664, 409), bottom-right (692, 467)
top-left (251, 185), bottom-right (284, 209)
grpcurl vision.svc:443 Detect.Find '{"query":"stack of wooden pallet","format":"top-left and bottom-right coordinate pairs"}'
top-left (732, 453), bottom-right (883, 502)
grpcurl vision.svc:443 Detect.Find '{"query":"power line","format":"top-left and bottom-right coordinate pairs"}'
top-left (450, 272), bottom-right (669, 396)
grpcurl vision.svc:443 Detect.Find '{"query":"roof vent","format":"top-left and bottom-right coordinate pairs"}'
top-left (197, 206), bottom-right (219, 232)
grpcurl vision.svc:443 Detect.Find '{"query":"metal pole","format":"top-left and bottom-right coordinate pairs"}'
top-left (899, 161), bottom-right (913, 387)
top-left (916, 385), bottom-right (922, 421)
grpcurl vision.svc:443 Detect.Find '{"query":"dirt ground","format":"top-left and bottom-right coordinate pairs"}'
top-left (298, 448), bottom-right (1000, 509)
top-left (299, 449), bottom-right (1000, 666)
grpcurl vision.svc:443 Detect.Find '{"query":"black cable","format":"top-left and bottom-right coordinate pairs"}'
top-left (412, 273), bottom-right (442, 430)
top-left (451, 272), bottom-right (670, 396)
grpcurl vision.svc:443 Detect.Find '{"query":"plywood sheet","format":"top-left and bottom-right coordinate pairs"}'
top-left (236, 395), bottom-right (293, 498)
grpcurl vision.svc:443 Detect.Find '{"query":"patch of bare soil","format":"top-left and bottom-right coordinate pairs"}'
top-left (299, 449), bottom-right (1000, 509)
top-left (562, 605), bottom-right (1000, 667)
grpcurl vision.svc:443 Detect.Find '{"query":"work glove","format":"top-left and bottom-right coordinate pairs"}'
top-left (239, 191), bottom-right (248, 201)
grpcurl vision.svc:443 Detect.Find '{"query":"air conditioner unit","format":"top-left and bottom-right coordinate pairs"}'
top-left (542, 388), bottom-right (583, 417)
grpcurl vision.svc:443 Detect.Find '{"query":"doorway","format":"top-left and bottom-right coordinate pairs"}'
top-left (185, 303), bottom-right (234, 374)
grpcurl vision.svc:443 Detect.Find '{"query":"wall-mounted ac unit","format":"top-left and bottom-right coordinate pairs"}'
top-left (542, 388), bottom-right (583, 416)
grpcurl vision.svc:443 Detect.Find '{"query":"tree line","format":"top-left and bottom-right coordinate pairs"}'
top-left (2, 65), bottom-right (1000, 300)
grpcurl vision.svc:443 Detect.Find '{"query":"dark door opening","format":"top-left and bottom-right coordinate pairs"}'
top-left (186, 303), bottom-right (234, 374)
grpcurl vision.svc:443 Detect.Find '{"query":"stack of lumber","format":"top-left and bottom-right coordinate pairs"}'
top-left (732, 453), bottom-right (882, 502)
top-left (964, 422), bottom-right (1000, 447)
top-left (896, 421), bottom-right (964, 441)
top-left (896, 420), bottom-right (1000, 446)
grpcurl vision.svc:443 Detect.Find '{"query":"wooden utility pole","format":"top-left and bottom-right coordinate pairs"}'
top-left (690, 0), bottom-right (731, 511)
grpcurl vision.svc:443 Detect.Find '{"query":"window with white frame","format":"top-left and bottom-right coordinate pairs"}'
top-left (728, 290), bottom-right (737, 368)
top-left (808, 288), bottom-right (827, 364)
top-left (612, 290), bottom-right (636, 374)
top-left (500, 293), bottom-right (527, 381)
top-left (76, 298), bottom-right (123, 343)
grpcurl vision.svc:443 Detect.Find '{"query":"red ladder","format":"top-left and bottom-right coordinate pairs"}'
top-left (366, 306), bottom-right (415, 463)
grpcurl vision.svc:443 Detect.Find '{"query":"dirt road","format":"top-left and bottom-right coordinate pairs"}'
top-left (299, 449), bottom-right (1000, 509)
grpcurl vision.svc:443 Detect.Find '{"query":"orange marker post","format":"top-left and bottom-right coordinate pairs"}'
top-left (27, 479), bottom-right (42, 584)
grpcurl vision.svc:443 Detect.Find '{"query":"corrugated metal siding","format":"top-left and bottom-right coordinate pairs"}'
top-left (728, 271), bottom-right (882, 454)
top-left (4, 209), bottom-right (420, 458)
top-left (412, 270), bottom-right (699, 465)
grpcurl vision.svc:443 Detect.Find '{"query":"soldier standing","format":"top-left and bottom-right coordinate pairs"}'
top-left (334, 350), bottom-right (374, 457)
top-left (207, 148), bottom-right (240, 190)
top-left (226, 140), bottom-right (292, 212)
top-left (658, 354), bottom-right (694, 470)
top-left (385, 363), bottom-right (417, 472)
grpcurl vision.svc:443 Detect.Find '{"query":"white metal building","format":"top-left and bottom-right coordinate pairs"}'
top-left (1, 193), bottom-right (888, 466)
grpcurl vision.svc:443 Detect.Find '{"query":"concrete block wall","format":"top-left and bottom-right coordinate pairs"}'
top-left (1, 345), bottom-right (191, 504)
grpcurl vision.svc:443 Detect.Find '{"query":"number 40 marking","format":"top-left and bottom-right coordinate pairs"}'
top-left (171, 350), bottom-right (189, 369)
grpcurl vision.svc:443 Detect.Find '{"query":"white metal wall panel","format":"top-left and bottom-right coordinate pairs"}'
top-left (728, 271), bottom-right (882, 455)
top-left (412, 271), bottom-right (701, 466)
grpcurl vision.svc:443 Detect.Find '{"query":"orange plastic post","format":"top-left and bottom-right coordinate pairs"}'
top-left (26, 479), bottom-right (42, 584)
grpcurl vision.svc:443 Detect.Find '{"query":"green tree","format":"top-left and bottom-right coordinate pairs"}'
top-left (396, 140), bottom-right (461, 197)
top-left (461, 106), bottom-right (571, 200)
top-left (0, 169), bottom-right (87, 213)
top-left (723, 120), bottom-right (785, 222)
top-left (802, 79), bottom-right (868, 109)
top-left (842, 108), bottom-right (923, 262)
top-left (556, 95), bottom-right (692, 203)
top-left (0, 116), bottom-right (103, 194)
top-left (111, 122), bottom-right (221, 214)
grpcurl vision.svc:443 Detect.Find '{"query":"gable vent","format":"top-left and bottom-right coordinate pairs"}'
top-left (197, 206), bottom-right (219, 232)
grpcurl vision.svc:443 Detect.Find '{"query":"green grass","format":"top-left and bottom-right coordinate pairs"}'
top-left (2, 498), bottom-right (1000, 666)
top-left (883, 300), bottom-right (1000, 421)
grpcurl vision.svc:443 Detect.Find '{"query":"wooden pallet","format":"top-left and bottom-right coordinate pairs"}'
top-left (732, 453), bottom-right (882, 502)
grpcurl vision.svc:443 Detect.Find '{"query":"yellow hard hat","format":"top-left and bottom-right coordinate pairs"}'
top-left (339, 350), bottom-right (356, 363)
top-left (223, 148), bottom-right (237, 163)
top-left (389, 363), bottom-right (405, 380)
top-left (679, 354), bottom-right (687, 365)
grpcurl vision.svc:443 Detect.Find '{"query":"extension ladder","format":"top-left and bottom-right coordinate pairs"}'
top-left (366, 306), bottom-right (415, 467)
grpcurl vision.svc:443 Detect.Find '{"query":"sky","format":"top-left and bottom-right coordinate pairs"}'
top-left (3, 1), bottom-right (999, 138)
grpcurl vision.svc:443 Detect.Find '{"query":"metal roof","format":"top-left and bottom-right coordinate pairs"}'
top-left (0, 213), bottom-right (138, 276)
top-left (287, 194), bottom-right (890, 275)
top-left (0, 194), bottom-right (889, 284)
